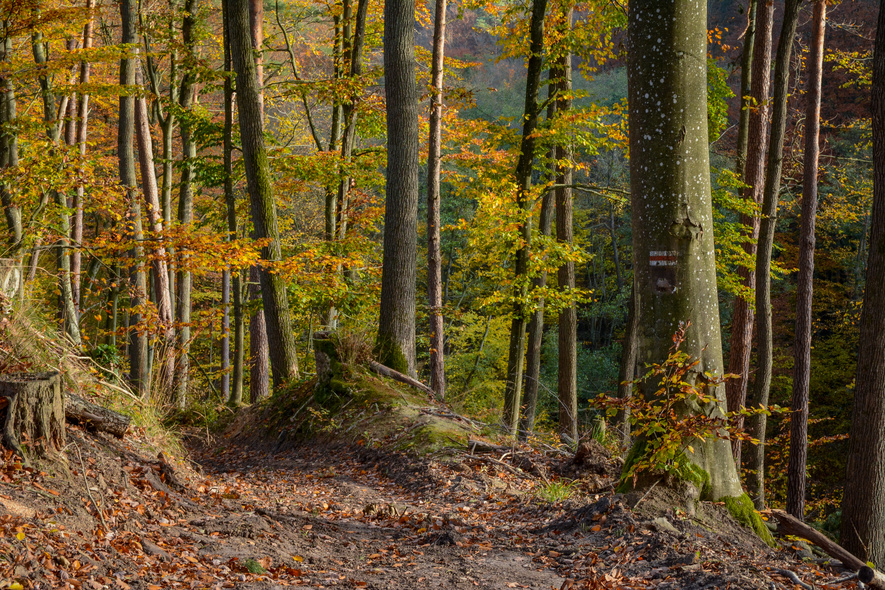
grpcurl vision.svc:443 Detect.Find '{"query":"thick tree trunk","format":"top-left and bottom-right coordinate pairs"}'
top-left (554, 37), bottom-right (577, 444)
top-left (726, 0), bottom-right (773, 464)
top-left (748, 0), bottom-right (801, 511)
top-left (840, 0), bottom-right (885, 566)
top-left (249, 269), bottom-right (270, 402)
top-left (426, 0), bottom-right (447, 400)
top-left (0, 372), bottom-right (65, 464)
top-left (377, 0), bottom-right (420, 375)
top-left (627, 0), bottom-right (742, 500)
top-left (787, 0), bottom-right (825, 521)
top-left (502, 0), bottom-right (548, 437)
top-left (230, 0), bottom-right (299, 387)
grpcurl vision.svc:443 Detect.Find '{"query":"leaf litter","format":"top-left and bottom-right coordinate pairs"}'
top-left (0, 410), bottom-right (871, 590)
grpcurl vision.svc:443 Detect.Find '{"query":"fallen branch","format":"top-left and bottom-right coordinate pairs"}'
top-left (765, 509), bottom-right (885, 589)
top-left (66, 393), bottom-right (130, 438)
top-left (773, 569), bottom-right (812, 590)
top-left (466, 439), bottom-right (512, 454)
top-left (368, 361), bottom-right (435, 397)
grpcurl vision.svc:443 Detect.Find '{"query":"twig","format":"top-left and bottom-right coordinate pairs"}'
top-left (773, 569), bottom-right (812, 590)
top-left (829, 572), bottom-right (858, 584)
top-left (73, 443), bottom-right (108, 532)
top-left (632, 478), bottom-right (661, 509)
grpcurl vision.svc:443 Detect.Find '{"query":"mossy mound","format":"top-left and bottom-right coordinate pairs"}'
top-left (222, 364), bottom-right (480, 457)
top-left (722, 493), bottom-right (777, 548)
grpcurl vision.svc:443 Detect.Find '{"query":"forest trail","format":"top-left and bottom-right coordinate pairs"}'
top-left (0, 414), bottom-right (866, 590)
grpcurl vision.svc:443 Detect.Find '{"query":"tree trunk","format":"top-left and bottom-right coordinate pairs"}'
top-left (249, 268), bottom-right (270, 402)
top-left (0, 31), bottom-right (21, 254)
top-left (627, 0), bottom-right (742, 500)
top-left (119, 0), bottom-right (148, 397)
top-left (230, 0), bottom-right (300, 387)
top-left (426, 0), bottom-right (447, 400)
top-left (726, 0), bottom-right (773, 464)
top-left (787, 0), bottom-right (825, 521)
top-left (840, 0), bottom-right (885, 566)
top-left (174, 0), bottom-right (198, 407)
top-left (614, 283), bottom-right (639, 449)
top-left (222, 0), bottom-right (245, 405)
top-left (748, 0), bottom-right (801, 511)
top-left (65, 393), bottom-right (130, 438)
top-left (0, 372), bottom-right (65, 464)
top-left (134, 65), bottom-right (175, 395)
top-left (377, 0), bottom-right (420, 375)
top-left (502, 0), bottom-right (548, 437)
top-left (554, 36), bottom-right (577, 444)
top-left (71, 0), bottom-right (94, 311)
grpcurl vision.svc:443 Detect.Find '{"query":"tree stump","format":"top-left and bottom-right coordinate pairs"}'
top-left (0, 372), bottom-right (65, 463)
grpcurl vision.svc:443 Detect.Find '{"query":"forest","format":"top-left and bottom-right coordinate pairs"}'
top-left (1, 0), bottom-right (884, 583)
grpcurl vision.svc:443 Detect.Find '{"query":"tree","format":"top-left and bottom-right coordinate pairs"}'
top-left (0, 19), bottom-right (21, 255)
top-left (554, 24), bottom-right (577, 443)
top-left (748, 0), bottom-right (801, 510)
top-left (376, 0), bottom-right (420, 375)
top-left (840, 0), bottom-right (885, 565)
top-left (788, 0), bottom-right (826, 520)
top-left (626, 0), bottom-right (742, 500)
top-left (426, 0), bottom-right (447, 399)
top-left (229, 0), bottom-right (300, 387)
top-left (501, 0), bottom-right (548, 437)
top-left (725, 0), bottom-right (773, 464)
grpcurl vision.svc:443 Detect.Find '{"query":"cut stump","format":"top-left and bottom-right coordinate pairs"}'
top-left (0, 372), bottom-right (65, 463)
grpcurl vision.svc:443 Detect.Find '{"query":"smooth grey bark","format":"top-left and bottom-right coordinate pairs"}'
top-left (787, 0), bottom-right (825, 521)
top-left (502, 0), bottom-right (548, 437)
top-left (627, 0), bottom-right (742, 500)
top-left (377, 0), bottom-right (420, 375)
top-left (230, 0), bottom-right (300, 386)
top-left (840, 0), bottom-right (885, 565)
top-left (135, 64), bottom-right (175, 394)
top-left (71, 0), bottom-right (95, 312)
top-left (554, 38), bottom-right (577, 443)
top-left (120, 0), bottom-right (147, 396)
top-left (426, 0), bottom-right (447, 399)
top-left (748, 0), bottom-right (801, 511)
top-left (175, 0), bottom-right (198, 406)
top-left (615, 283), bottom-right (639, 449)
top-left (726, 0), bottom-right (773, 464)
top-left (0, 29), bottom-right (21, 254)
top-left (32, 23), bottom-right (81, 346)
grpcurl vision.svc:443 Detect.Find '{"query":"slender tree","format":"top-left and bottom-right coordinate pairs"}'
top-left (554, 26), bottom-right (577, 443)
top-left (377, 0), bottom-right (420, 375)
top-left (726, 0), bottom-right (773, 464)
top-left (0, 24), bottom-right (21, 255)
top-left (229, 0), bottom-right (300, 387)
top-left (426, 0), bottom-right (447, 398)
top-left (120, 0), bottom-right (148, 396)
top-left (787, 0), bottom-right (826, 520)
top-left (502, 0), bottom-right (548, 436)
top-left (627, 0), bottom-right (742, 499)
top-left (748, 0), bottom-right (802, 510)
top-left (840, 0), bottom-right (885, 565)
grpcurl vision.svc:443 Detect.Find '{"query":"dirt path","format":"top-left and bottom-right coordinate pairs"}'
top-left (0, 424), bottom-right (865, 590)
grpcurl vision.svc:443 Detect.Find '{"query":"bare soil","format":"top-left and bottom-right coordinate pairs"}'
top-left (0, 393), bottom-right (867, 590)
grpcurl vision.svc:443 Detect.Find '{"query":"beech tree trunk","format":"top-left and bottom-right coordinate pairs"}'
top-left (502, 0), bottom-right (548, 437)
top-left (119, 0), bottom-right (148, 397)
top-left (377, 0), bottom-right (420, 375)
top-left (840, 0), bottom-right (885, 566)
top-left (230, 0), bottom-right (300, 387)
top-left (787, 0), bottom-right (825, 520)
top-left (748, 0), bottom-right (801, 510)
top-left (0, 31), bottom-right (21, 253)
top-left (222, 0), bottom-right (245, 405)
top-left (726, 0), bottom-right (773, 464)
top-left (426, 0), bottom-right (447, 399)
top-left (627, 0), bottom-right (742, 500)
top-left (554, 36), bottom-right (577, 444)
top-left (134, 64), bottom-right (175, 395)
